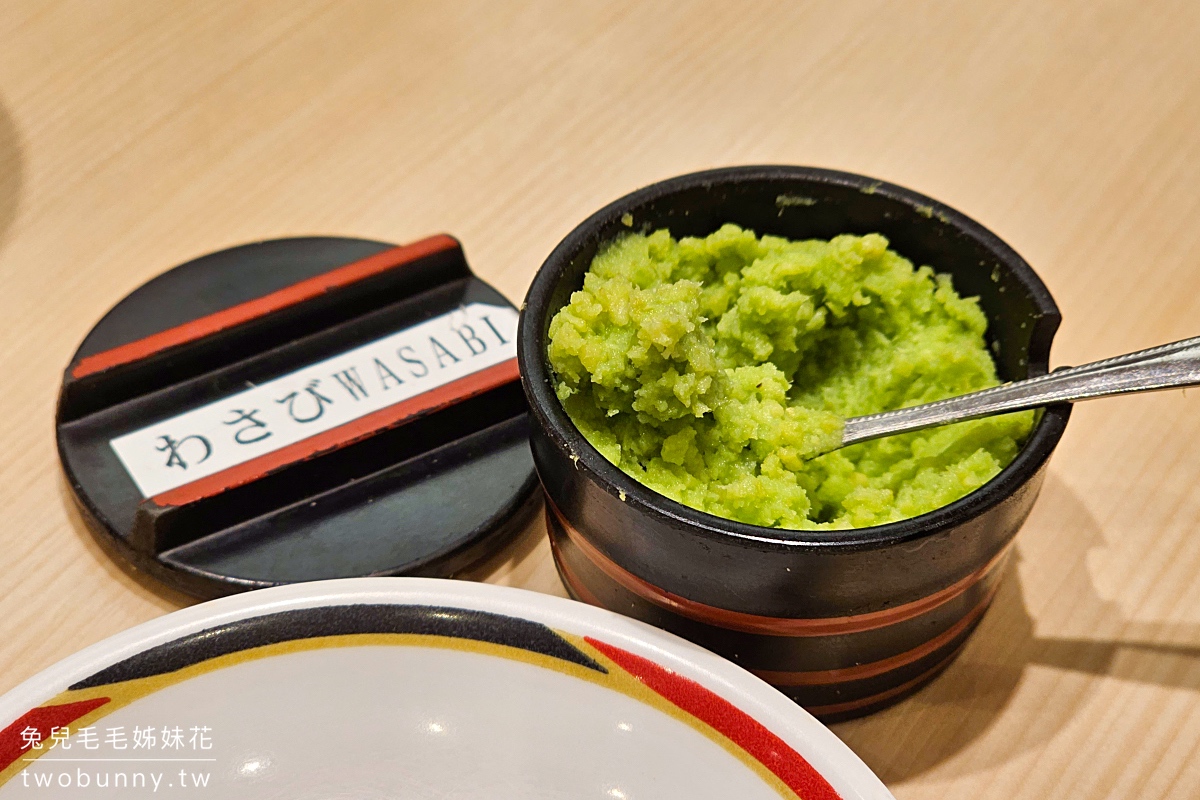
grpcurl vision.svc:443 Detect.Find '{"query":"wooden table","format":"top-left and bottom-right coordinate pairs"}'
top-left (2, 2), bottom-right (1199, 796)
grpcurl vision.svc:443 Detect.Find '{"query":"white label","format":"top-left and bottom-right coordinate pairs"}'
top-left (110, 303), bottom-right (519, 497)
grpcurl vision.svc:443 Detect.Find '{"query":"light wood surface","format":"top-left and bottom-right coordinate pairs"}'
top-left (2, 2), bottom-right (1200, 796)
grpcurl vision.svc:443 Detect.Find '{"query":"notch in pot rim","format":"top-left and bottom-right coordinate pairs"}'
top-left (518, 165), bottom-right (1070, 551)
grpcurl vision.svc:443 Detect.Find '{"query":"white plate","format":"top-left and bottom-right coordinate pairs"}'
top-left (0, 578), bottom-right (892, 799)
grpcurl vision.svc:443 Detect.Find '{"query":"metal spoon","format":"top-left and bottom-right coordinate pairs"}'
top-left (837, 334), bottom-right (1200, 449)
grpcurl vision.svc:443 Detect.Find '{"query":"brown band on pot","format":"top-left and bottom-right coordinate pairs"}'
top-left (549, 523), bottom-right (601, 603)
top-left (548, 498), bottom-right (1011, 637)
top-left (70, 234), bottom-right (460, 379)
top-left (800, 643), bottom-right (967, 718)
top-left (553, 510), bottom-right (979, 717)
top-left (750, 577), bottom-right (1000, 685)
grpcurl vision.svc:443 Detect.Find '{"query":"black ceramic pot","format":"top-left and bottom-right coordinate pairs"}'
top-left (518, 166), bottom-right (1070, 721)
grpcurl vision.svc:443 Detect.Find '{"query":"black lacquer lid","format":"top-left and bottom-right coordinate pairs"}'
top-left (57, 235), bottom-right (539, 599)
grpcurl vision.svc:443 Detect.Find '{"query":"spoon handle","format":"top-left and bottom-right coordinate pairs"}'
top-left (840, 335), bottom-right (1200, 448)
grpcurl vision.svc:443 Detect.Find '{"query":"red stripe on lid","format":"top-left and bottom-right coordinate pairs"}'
top-left (150, 357), bottom-right (518, 507)
top-left (71, 234), bottom-right (460, 379)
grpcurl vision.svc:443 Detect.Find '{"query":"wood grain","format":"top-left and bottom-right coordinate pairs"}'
top-left (2, 1), bottom-right (1199, 796)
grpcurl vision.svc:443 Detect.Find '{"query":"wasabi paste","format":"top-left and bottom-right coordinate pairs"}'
top-left (547, 224), bottom-right (1033, 529)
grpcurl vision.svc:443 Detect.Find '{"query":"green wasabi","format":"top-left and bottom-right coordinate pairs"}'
top-left (547, 224), bottom-right (1033, 530)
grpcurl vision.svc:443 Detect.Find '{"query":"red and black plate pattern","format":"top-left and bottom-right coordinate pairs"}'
top-left (0, 604), bottom-right (845, 800)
